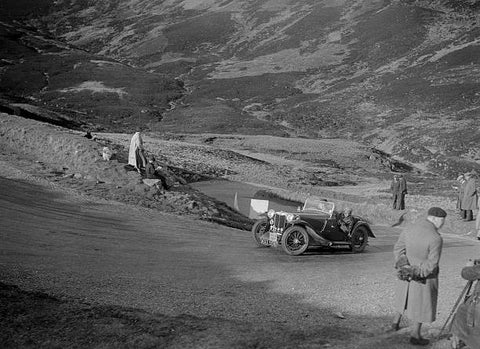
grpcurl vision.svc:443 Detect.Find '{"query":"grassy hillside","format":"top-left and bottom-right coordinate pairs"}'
top-left (0, 0), bottom-right (479, 177)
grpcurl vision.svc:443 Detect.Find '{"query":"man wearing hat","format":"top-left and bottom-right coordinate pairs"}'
top-left (391, 207), bottom-right (446, 346)
top-left (461, 172), bottom-right (477, 221)
top-left (391, 174), bottom-right (408, 210)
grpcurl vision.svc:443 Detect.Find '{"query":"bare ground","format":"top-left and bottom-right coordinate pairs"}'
top-left (1, 113), bottom-right (479, 348)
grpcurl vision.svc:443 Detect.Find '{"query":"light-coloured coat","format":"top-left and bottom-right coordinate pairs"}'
top-left (128, 132), bottom-right (146, 170)
top-left (394, 218), bottom-right (443, 323)
top-left (461, 178), bottom-right (477, 210)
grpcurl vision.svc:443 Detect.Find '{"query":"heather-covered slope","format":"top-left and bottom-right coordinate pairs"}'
top-left (0, 0), bottom-right (479, 176)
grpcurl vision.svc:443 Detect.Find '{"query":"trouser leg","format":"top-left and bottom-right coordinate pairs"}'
top-left (411, 322), bottom-right (422, 338)
top-left (391, 312), bottom-right (402, 330)
top-left (399, 194), bottom-right (405, 210)
top-left (461, 210), bottom-right (467, 219)
top-left (465, 210), bottom-right (473, 221)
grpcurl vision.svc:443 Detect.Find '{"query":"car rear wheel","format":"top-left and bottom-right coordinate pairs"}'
top-left (351, 225), bottom-right (368, 253)
top-left (252, 218), bottom-right (269, 247)
top-left (281, 226), bottom-right (309, 255)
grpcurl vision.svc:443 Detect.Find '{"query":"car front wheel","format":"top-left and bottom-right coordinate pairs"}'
top-left (351, 225), bottom-right (368, 253)
top-left (281, 226), bottom-right (309, 255)
top-left (252, 218), bottom-right (269, 247)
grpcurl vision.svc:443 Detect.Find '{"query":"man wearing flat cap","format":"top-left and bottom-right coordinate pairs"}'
top-left (461, 172), bottom-right (477, 221)
top-left (391, 207), bottom-right (446, 346)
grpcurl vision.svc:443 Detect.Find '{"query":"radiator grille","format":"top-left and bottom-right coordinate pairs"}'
top-left (271, 213), bottom-right (287, 232)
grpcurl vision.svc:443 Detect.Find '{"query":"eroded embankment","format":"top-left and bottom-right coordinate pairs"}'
top-left (0, 113), bottom-right (131, 184)
top-left (0, 113), bottom-right (253, 229)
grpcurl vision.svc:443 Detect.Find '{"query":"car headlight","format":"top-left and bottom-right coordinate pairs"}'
top-left (286, 213), bottom-right (297, 222)
top-left (267, 209), bottom-right (275, 218)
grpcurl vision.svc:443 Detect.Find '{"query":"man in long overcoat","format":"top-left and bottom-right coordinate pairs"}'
top-left (461, 172), bottom-right (477, 221)
top-left (391, 174), bottom-right (408, 210)
top-left (453, 174), bottom-right (465, 214)
top-left (391, 207), bottom-right (446, 346)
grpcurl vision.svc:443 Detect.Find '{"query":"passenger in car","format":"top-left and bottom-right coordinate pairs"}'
top-left (339, 207), bottom-right (354, 235)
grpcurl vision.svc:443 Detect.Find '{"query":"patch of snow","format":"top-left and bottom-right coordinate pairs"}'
top-left (58, 81), bottom-right (127, 97)
top-left (181, 0), bottom-right (221, 11)
top-left (428, 38), bottom-right (480, 63)
top-left (327, 31), bottom-right (342, 43)
top-left (143, 54), bottom-right (197, 69)
top-left (90, 60), bottom-right (123, 67)
top-left (209, 43), bottom-right (345, 79)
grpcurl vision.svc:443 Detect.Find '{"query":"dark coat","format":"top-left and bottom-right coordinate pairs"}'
top-left (394, 218), bottom-right (443, 323)
top-left (391, 178), bottom-right (400, 193)
top-left (462, 178), bottom-right (478, 210)
top-left (391, 176), bottom-right (407, 210)
top-left (398, 177), bottom-right (407, 194)
top-left (452, 265), bottom-right (480, 349)
top-left (145, 162), bottom-right (156, 179)
top-left (454, 180), bottom-right (465, 210)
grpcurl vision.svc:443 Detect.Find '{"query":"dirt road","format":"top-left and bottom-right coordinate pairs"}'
top-left (0, 176), bottom-right (477, 348)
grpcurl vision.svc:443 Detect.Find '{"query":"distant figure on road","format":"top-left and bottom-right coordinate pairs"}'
top-left (391, 174), bottom-right (407, 210)
top-left (391, 207), bottom-right (446, 346)
top-left (461, 172), bottom-right (477, 221)
top-left (128, 132), bottom-right (147, 173)
top-left (450, 259), bottom-right (480, 349)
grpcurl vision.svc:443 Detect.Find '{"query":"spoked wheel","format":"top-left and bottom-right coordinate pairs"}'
top-left (351, 225), bottom-right (369, 253)
top-left (252, 218), bottom-right (269, 247)
top-left (281, 226), bottom-right (309, 255)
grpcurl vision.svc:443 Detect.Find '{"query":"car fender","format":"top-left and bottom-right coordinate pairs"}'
top-left (290, 220), bottom-right (332, 246)
top-left (353, 221), bottom-right (375, 238)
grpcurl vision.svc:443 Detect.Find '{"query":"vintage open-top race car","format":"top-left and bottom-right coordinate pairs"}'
top-left (252, 197), bottom-right (375, 255)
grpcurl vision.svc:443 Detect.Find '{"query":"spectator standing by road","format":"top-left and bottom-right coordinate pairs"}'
top-left (128, 132), bottom-right (147, 173)
top-left (453, 174), bottom-right (466, 216)
top-left (461, 172), bottom-right (477, 221)
top-left (391, 207), bottom-right (446, 346)
top-left (391, 174), bottom-right (408, 210)
top-left (391, 175), bottom-right (400, 209)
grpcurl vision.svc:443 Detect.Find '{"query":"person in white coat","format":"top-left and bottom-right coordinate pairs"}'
top-left (128, 132), bottom-right (147, 173)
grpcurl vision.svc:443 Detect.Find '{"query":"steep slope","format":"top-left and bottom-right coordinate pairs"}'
top-left (0, 2), bottom-right (184, 132)
top-left (1, 0), bottom-right (479, 176)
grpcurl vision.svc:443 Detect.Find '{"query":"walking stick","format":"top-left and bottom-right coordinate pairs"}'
top-left (437, 280), bottom-right (474, 339)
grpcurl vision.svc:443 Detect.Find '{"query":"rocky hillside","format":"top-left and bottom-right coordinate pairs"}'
top-left (0, 0), bottom-right (479, 177)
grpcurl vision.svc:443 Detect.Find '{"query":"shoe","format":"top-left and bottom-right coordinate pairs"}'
top-left (385, 322), bottom-right (400, 333)
top-left (409, 337), bottom-right (429, 346)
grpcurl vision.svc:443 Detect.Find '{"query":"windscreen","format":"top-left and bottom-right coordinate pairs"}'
top-left (302, 197), bottom-right (335, 216)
